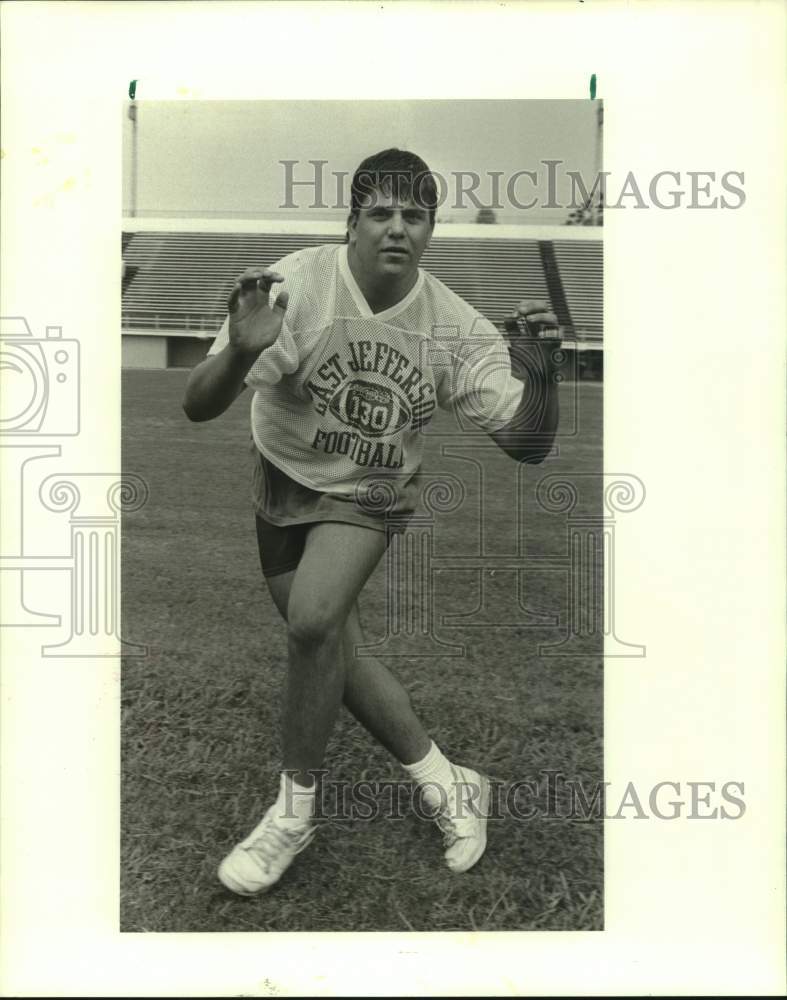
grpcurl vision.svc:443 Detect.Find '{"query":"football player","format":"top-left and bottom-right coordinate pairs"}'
top-left (183, 148), bottom-right (559, 895)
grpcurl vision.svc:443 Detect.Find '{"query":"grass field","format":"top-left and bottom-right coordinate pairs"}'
top-left (121, 368), bottom-right (603, 933)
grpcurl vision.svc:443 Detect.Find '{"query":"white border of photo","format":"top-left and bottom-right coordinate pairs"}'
top-left (1, 1), bottom-right (784, 996)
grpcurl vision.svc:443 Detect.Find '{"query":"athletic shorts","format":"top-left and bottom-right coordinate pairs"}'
top-left (251, 444), bottom-right (415, 577)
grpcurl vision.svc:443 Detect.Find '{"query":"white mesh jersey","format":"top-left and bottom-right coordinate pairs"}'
top-left (208, 243), bottom-right (523, 496)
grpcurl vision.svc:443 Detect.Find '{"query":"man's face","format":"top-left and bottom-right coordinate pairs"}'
top-left (347, 186), bottom-right (434, 283)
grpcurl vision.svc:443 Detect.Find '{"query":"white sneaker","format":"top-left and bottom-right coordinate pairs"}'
top-left (218, 806), bottom-right (316, 896)
top-left (433, 765), bottom-right (491, 873)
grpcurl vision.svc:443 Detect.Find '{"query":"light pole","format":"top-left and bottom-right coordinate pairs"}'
top-left (593, 101), bottom-right (603, 225)
top-left (128, 103), bottom-right (138, 217)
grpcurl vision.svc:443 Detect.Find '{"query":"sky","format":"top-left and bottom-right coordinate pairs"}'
top-left (122, 100), bottom-right (600, 225)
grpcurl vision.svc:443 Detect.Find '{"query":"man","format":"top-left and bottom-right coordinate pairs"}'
top-left (183, 148), bottom-right (559, 896)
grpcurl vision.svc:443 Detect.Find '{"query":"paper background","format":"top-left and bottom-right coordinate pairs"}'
top-left (1, 1), bottom-right (785, 995)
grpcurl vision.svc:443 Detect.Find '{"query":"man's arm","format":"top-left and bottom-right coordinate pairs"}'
top-left (488, 300), bottom-right (560, 464)
top-left (182, 266), bottom-right (288, 422)
top-left (182, 342), bottom-right (256, 422)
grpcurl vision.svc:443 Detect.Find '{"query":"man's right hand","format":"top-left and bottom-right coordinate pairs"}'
top-left (227, 267), bottom-right (289, 356)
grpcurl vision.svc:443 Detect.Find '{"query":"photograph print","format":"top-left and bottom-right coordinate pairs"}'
top-left (120, 99), bottom-right (604, 932)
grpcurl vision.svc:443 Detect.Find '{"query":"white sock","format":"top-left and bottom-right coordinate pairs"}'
top-left (403, 741), bottom-right (456, 810)
top-left (274, 772), bottom-right (316, 828)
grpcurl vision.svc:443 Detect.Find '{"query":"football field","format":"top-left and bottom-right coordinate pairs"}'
top-left (121, 368), bottom-right (603, 932)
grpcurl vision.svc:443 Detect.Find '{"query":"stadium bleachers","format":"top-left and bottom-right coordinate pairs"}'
top-left (551, 239), bottom-right (603, 337)
top-left (121, 224), bottom-right (602, 370)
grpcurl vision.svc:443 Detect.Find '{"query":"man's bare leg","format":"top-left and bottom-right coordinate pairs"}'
top-left (219, 521), bottom-right (490, 897)
top-left (219, 521), bottom-right (394, 895)
top-left (266, 569), bottom-right (431, 766)
top-left (281, 522), bottom-right (389, 787)
top-left (341, 605), bottom-right (431, 764)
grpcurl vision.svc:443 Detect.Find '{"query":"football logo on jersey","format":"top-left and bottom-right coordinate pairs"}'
top-left (328, 379), bottom-right (411, 438)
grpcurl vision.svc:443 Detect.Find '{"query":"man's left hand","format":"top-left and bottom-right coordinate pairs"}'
top-left (503, 300), bottom-right (559, 340)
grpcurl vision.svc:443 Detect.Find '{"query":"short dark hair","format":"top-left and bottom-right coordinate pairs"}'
top-left (349, 148), bottom-right (438, 226)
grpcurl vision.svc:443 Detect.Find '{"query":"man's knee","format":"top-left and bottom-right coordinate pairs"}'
top-left (288, 603), bottom-right (345, 649)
